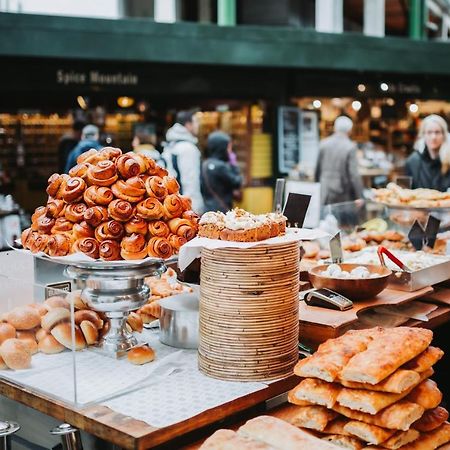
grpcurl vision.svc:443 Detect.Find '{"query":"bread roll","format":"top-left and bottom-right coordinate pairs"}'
top-left (16, 330), bottom-right (36, 342)
top-left (127, 312), bottom-right (143, 333)
top-left (27, 303), bottom-right (48, 316)
top-left (0, 338), bottom-right (31, 370)
top-left (35, 328), bottom-right (49, 342)
top-left (0, 322), bottom-right (16, 344)
top-left (7, 306), bottom-right (41, 330)
top-left (51, 323), bottom-right (86, 351)
top-left (44, 296), bottom-right (70, 311)
top-left (74, 310), bottom-right (103, 329)
top-left (0, 355), bottom-right (7, 370)
top-left (38, 334), bottom-right (65, 354)
top-left (17, 335), bottom-right (38, 355)
top-left (65, 290), bottom-right (87, 310)
top-left (41, 307), bottom-right (71, 331)
top-left (127, 345), bottom-right (155, 365)
top-left (80, 320), bottom-right (98, 345)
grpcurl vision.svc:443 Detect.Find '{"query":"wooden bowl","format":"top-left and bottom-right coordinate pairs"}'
top-left (308, 264), bottom-right (392, 301)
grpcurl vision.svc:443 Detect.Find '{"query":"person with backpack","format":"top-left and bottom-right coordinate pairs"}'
top-left (163, 110), bottom-right (204, 213)
top-left (201, 131), bottom-right (242, 213)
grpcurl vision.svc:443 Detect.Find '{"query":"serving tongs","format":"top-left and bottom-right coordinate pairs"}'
top-left (377, 246), bottom-right (412, 273)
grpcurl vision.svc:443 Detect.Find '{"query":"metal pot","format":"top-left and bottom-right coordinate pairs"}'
top-left (159, 292), bottom-right (199, 349)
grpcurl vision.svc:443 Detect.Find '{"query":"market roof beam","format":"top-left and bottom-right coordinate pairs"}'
top-left (2, 12), bottom-right (450, 75)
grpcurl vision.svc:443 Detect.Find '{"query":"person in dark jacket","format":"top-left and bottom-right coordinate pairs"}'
top-left (201, 131), bottom-right (242, 213)
top-left (57, 120), bottom-right (85, 173)
top-left (406, 114), bottom-right (450, 191)
top-left (64, 124), bottom-right (102, 173)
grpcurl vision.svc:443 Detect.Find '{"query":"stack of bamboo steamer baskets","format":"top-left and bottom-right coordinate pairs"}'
top-left (199, 240), bottom-right (300, 381)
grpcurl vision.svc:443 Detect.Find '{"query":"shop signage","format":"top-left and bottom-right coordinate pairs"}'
top-left (56, 69), bottom-right (139, 86)
top-left (278, 106), bottom-right (301, 173)
top-left (388, 83), bottom-right (421, 95)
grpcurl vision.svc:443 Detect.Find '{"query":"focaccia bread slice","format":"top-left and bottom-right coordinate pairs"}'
top-left (341, 327), bottom-right (433, 385)
top-left (295, 329), bottom-right (382, 382)
top-left (237, 416), bottom-right (338, 450)
top-left (400, 422), bottom-right (450, 450)
top-left (403, 346), bottom-right (444, 373)
top-left (343, 420), bottom-right (396, 445)
top-left (405, 378), bottom-right (442, 410)
top-left (320, 434), bottom-right (364, 450)
top-left (332, 401), bottom-right (425, 431)
top-left (379, 429), bottom-right (420, 449)
top-left (336, 369), bottom-right (432, 415)
top-left (200, 429), bottom-right (277, 449)
top-left (339, 369), bottom-right (420, 394)
top-left (288, 405), bottom-right (338, 431)
top-left (323, 418), bottom-right (352, 436)
top-left (287, 389), bottom-right (313, 406)
top-left (289, 378), bottom-right (341, 408)
top-left (414, 407), bottom-right (449, 432)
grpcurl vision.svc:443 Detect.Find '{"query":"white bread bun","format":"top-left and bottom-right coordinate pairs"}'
top-left (38, 334), bottom-right (65, 354)
top-left (0, 338), bottom-right (31, 370)
top-left (35, 328), bottom-right (49, 342)
top-left (0, 355), bottom-right (7, 370)
top-left (44, 296), bottom-right (69, 311)
top-left (127, 345), bottom-right (155, 365)
top-left (16, 330), bottom-right (36, 342)
top-left (41, 307), bottom-right (71, 331)
top-left (127, 312), bottom-right (143, 333)
top-left (74, 310), bottom-right (103, 329)
top-left (17, 334), bottom-right (38, 355)
top-left (51, 323), bottom-right (86, 351)
top-left (80, 320), bottom-right (98, 345)
top-left (0, 322), bottom-right (16, 344)
top-left (7, 306), bottom-right (41, 330)
top-left (27, 303), bottom-right (48, 316)
top-left (66, 290), bottom-right (87, 310)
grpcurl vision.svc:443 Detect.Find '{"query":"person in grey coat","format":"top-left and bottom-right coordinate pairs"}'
top-left (315, 116), bottom-right (364, 205)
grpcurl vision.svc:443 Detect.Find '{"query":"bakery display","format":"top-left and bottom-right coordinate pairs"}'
top-left (21, 147), bottom-right (198, 261)
top-left (373, 183), bottom-right (450, 208)
top-left (287, 327), bottom-right (449, 449)
top-left (198, 208), bottom-right (286, 242)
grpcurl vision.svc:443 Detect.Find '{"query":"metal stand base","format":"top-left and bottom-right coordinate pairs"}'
top-left (0, 420), bottom-right (20, 450)
top-left (65, 261), bottom-right (165, 358)
top-left (50, 424), bottom-right (83, 450)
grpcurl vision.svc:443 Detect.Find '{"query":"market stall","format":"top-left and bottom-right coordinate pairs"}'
top-left (1, 148), bottom-right (450, 449)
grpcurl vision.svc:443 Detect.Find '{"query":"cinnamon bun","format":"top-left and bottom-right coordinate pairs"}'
top-left (128, 152), bottom-right (151, 174)
top-left (73, 221), bottom-right (95, 240)
top-left (162, 194), bottom-right (184, 219)
top-left (155, 166), bottom-right (169, 178)
top-left (46, 174), bottom-right (68, 199)
top-left (136, 198), bottom-right (164, 220)
top-left (51, 218), bottom-right (74, 234)
top-left (77, 149), bottom-right (101, 165)
top-left (83, 186), bottom-right (114, 207)
top-left (69, 163), bottom-right (90, 180)
top-left (108, 199), bottom-right (134, 222)
top-left (98, 147), bottom-right (122, 162)
top-left (95, 221), bottom-right (125, 242)
top-left (31, 206), bottom-right (47, 230)
top-left (65, 203), bottom-right (88, 223)
top-left (21, 228), bottom-right (33, 249)
top-left (84, 206), bottom-right (108, 227)
top-left (46, 199), bottom-right (66, 218)
top-left (72, 237), bottom-right (100, 259)
top-left (167, 218), bottom-right (196, 241)
top-left (61, 177), bottom-right (86, 204)
top-left (182, 210), bottom-right (200, 226)
top-left (163, 176), bottom-right (180, 195)
top-left (144, 176), bottom-right (167, 200)
top-left (168, 234), bottom-right (187, 251)
top-left (37, 216), bottom-right (55, 234)
top-left (99, 239), bottom-right (121, 261)
top-left (125, 217), bottom-right (148, 235)
top-left (47, 234), bottom-right (72, 257)
top-left (28, 233), bottom-right (50, 253)
top-left (147, 237), bottom-right (173, 259)
top-left (148, 220), bottom-right (170, 238)
top-left (180, 195), bottom-right (192, 212)
top-left (116, 154), bottom-right (141, 179)
top-left (120, 234), bottom-right (148, 260)
top-left (111, 177), bottom-right (146, 203)
top-left (86, 160), bottom-right (118, 186)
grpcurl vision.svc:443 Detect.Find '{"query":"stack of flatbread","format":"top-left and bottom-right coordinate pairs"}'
top-left (289, 326), bottom-right (449, 450)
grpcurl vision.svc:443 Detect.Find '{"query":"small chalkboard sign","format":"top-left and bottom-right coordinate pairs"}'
top-left (407, 215), bottom-right (440, 250)
top-left (283, 192), bottom-right (311, 228)
top-left (278, 107), bottom-right (301, 174)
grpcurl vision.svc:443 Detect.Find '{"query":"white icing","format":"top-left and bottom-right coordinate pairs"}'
top-left (199, 211), bottom-right (225, 225)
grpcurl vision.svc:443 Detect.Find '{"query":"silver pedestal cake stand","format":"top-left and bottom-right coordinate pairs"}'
top-left (63, 257), bottom-right (174, 358)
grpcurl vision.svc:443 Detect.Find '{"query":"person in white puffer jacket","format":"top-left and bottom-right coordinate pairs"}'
top-left (162, 109), bottom-right (205, 214)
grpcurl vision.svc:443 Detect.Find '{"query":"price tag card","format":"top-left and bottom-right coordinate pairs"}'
top-left (283, 192), bottom-right (311, 228)
top-left (425, 215), bottom-right (440, 249)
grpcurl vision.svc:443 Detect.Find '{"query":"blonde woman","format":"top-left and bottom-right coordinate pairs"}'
top-left (406, 114), bottom-right (450, 191)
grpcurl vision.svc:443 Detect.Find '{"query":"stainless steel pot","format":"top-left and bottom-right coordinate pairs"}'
top-left (159, 292), bottom-right (199, 349)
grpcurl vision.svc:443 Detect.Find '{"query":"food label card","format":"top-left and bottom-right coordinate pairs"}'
top-left (283, 192), bottom-right (311, 228)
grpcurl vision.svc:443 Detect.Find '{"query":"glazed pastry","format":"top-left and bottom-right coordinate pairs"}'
top-left (61, 177), bottom-right (86, 204)
top-left (163, 194), bottom-right (184, 219)
top-left (46, 173), bottom-right (68, 199)
top-left (51, 218), bottom-right (73, 234)
top-left (73, 221), bottom-right (95, 240)
top-left (83, 206), bottom-right (108, 227)
top-left (77, 149), bottom-right (101, 165)
top-left (155, 166), bottom-right (169, 178)
top-left (69, 162), bottom-right (90, 180)
top-left (65, 203), bottom-right (88, 223)
top-left (163, 176), bottom-right (180, 194)
top-left (95, 220), bottom-right (125, 241)
top-left (46, 199), bottom-right (66, 218)
top-left (168, 234), bottom-right (187, 251)
top-left (111, 177), bottom-right (146, 203)
top-left (47, 233), bottom-right (72, 256)
top-left (31, 206), bottom-right (47, 230)
top-left (27, 232), bottom-right (49, 253)
top-left (147, 237), bottom-right (173, 259)
top-left (180, 195), bottom-right (192, 212)
top-left (21, 228), bottom-right (34, 249)
top-left (108, 199), bottom-right (134, 222)
top-left (99, 239), bottom-right (121, 261)
top-left (129, 152), bottom-right (152, 174)
top-left (120, 233), bottom-right (148, 260)
top-left (139, 301), bottom-right (161, 319)
top-left (72, 237), bottom-right (100, 259)
top-left (144, 176), bottom-right (168, 200)
top-left (127, 345), bottom-right (155, 365)
top-left (37, 216), bottom-right (55, 234)
top-left (125, 217), bottom-right (148, 235)
top-left (83, 186), bottom-right (114, 207)
top-left (86, 160), bottom-right (118, 186)
top-left (116, 154), bottom-right (141, 179)
top-left (136, 198), bottom-right (164, 220)
top-left (167, 218), bottom-right (196, 241)
top-left (148, 220), bottom-right (170, 238)
top-left (182, 210), bottom-right (200, 226)
top-left (98, 146), bottom-right (122, 161)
